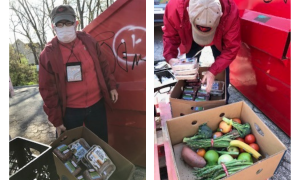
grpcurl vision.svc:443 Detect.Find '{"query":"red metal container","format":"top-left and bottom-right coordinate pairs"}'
top-left (83, 0), bottom-right (146, 166)
top-left (231, 0), bottom-right (291, 136)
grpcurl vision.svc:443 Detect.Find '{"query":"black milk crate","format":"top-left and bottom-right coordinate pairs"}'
top-left (154, 70), bottom-right (177, 92)
top-left (9, 137), bottom-right (58, 180)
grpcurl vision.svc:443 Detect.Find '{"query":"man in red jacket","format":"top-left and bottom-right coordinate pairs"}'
top-left (39, 5), bottom-right (118, 142)
top-left (163, 0), bottom-right (241, 103)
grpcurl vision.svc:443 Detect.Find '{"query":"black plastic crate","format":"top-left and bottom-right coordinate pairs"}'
top-left (154, 70), bottom-right (177, 92)
top-left (9, 137), bottom-right (58, 180)
top-left (154, 59), bottom-right (171, 73)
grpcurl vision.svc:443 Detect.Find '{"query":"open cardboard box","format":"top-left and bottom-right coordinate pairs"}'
top-left (164, 101), bottom-right (286, 180)
top-left (50, 126), bottom-right (135, 180)
top-left (170, 67), bottom-right (226, 118)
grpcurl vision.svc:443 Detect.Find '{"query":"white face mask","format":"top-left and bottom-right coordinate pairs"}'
top-left (55, 25), bottom-right (76, 43)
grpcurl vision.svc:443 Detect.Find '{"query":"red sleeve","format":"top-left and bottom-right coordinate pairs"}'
top-left (96, 42), bottom-right (117, 91)
top-left (38, 50), bottom-right (63, 127)
top-left (208, 7), bottom-right (241, 76)
top-left (162, 3), bottom-right (181, 63)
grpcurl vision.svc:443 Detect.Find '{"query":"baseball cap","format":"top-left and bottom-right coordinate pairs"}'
top-left (50, 4), bottom-right (76, 24)
top-left (188, 0), bottom-right (223, 45)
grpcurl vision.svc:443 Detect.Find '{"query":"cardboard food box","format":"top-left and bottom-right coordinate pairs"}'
top-left (50, 126), bottom-right (135, 180)
top-left (164, 101), bottom-right (286, 180)
top-left (170, 67), bottom-right (226, 117)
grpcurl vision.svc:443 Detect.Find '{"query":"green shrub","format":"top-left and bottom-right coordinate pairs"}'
top-left (9, 45), bottom-right (38, 86)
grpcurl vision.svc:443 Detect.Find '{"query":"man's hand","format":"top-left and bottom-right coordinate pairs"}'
top-left (110, 89), bottom-right (118, 103)
top-left (56, 124), bottom-right (66, 137)
top-left (201, 71), bottom-right (215, 93)
top-left (169, 58), bottom-right (180, 67)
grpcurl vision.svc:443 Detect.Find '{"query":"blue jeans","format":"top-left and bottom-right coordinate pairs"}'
top-left (186, 41), bottom-right (230, 104)
top-left (58, 98), bottom-right (108, 142)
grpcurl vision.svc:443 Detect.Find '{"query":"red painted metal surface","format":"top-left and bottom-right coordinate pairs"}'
top-left (83, 0), bottom-right (146, 166)
top-left (240, 10), bottom-right (290, 60)
top-left (231, 0), bottom-right (291, 136)
top-left (233, 0), bottom-right (290, 19)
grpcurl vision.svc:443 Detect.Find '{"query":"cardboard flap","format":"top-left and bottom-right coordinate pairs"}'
top-left (240, 102), bottom-right (287, 154)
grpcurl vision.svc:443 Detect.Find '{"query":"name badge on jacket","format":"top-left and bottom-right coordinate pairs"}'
top-left (66, 62), bottom-right (83, 82)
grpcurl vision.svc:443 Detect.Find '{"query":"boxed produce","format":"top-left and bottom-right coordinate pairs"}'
top-left (50, 126), bottom-right (135, 180)
top-left (164, 101), bottom-right (286, 180)
top-left (170, 67), bottom-right (226, 117)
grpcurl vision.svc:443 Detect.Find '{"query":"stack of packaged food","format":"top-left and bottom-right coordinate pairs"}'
top-left (181, 79), bottom-right (225, 101)
top-left (53, 138), bottom-right (116, 180)
top-left (172, 58), bottom-right (199, 80)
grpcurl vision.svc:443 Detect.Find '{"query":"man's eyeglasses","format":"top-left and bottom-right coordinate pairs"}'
top-left (55, 21), bottom-right (74, 28)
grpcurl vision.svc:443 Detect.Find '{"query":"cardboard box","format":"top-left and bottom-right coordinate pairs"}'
top-left (50, 126), bottom-right (135, 180)
top-left (164, 101), bottom-right (286, 180)
top-left (170, 67), bottom-right (226, 117)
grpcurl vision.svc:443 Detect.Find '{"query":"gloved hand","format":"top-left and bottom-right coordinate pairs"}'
top-left (201, 71), bottom-right (215, 93)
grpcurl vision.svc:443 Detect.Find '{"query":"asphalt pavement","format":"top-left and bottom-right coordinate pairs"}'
top-left (9, 85), bottom-right (146, 180)
top-left (154, 25), bottom-right (290, 180)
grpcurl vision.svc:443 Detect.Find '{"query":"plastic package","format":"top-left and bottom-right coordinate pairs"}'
top-left (64, 160), bottom-right (82, 176)
top-left (68, 138), bottom-right (91, 163)
top-left (191, 107), bottom-right (204, 111)
top-left (183, 86), bottom-right (194, 94)
top-left (195, 94), bottom-right (210, 101)
top-left (197, 89), bottom-right (209, 95)
top-left (83, 145), bottom-right (116, 180)
top-left (194, 96), bottom-right (206, 102)
top-left (174, 73), bottom-right (198, 80)
top-left (77, 174), bottom-right (86, 180)
top-left (182, 94), bottom-right (194, 101)
top-left (53, 144), bottom-right (73, 162)
top-left (173, 65), bottom-right (199, 75)
top-left (83, 169), bottom-right (102, 180)
top-left (171, 57), bottom-right (198, 71)
top-left (210, 81), bottom-right (225, 96)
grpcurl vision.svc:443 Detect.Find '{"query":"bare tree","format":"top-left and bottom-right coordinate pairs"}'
top-left (76, 0), bottom-right (86, 29)
top-left (10, 0), bottom-right (50, 64)
top-left (10, 1), bottom-right (38, 64)
top-left (9, 0), bottom-right (117, 62)
top-left (45, 0), bottom-right (57, 37)
top-left (9, 13), bottom-right (21, 63)
top-left (86, 0), bottom-right (102, 24)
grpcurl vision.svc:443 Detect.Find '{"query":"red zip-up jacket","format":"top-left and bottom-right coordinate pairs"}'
top-left (163, 0), bottom-right (241, 75)
top-left (39, 31), bottom-right (116, 127)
